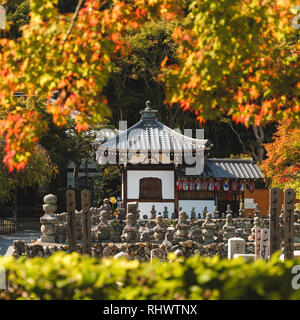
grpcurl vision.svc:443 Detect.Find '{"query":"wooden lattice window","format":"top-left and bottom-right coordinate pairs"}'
top-left (139, 177), bottom-right (162, 200)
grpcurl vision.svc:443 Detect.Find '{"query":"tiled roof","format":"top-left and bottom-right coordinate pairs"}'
top-left (177, 159), bottom-right (264, 179)
top-left (95, 103), bottom-right (209, 154)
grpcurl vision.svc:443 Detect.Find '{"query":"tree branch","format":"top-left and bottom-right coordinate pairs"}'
top-left (61, 0), bottom-right (84, 49)
top-left (228, 121), bottom-right (247, 154)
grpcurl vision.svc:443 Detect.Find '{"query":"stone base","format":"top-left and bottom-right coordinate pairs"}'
top-left (40, 235), bottom-right (56, 243)
top-left (233, 254), bottom-right (255, 262)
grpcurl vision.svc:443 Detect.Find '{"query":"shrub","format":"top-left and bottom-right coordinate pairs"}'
top-left (0, 252), bottom-right (300, 300)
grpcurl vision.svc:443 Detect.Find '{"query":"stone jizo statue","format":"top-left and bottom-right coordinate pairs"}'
top-left (203, 206), bottom-right (208, 219)
top-left (121, 213), bottom-right (138, 242)
top-left (226, 204), bottom-right (233, 216)
top-left (100, 198), bottom-right (112, 220)
top-left (190, 207), bottom-right (196, 220)
top-left (163, 207), bottom-right (169, 219)
top-left (239, 203), bottom-right (246, 218)
top-left (150, 205), bottom-right (156, 219)
top-left (153, 215), bottom-right (166, 242)
top-left (236, 228), bottom-right (248, 241)
top-left (249, 216), bottom-right (261, 241)
top-left (222, 213), bottom-right (236, 240)
top-left (202, 213), bottom-right (216, 244)
top-left (174, 210), bottom-right (190, 242)
top-left (97, 210), bottom-right (111, 241)
top-left (118, 201), bottom-right (126, 220)
top-left (189, 224), bottom-right (203, 243)
top-left (213, 205), bottom-right (220, 219)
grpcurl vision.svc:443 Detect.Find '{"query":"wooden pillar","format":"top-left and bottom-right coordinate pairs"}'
top-left (269, 188), bottom-right (281, 256)
top-left (234, 191), bottom-right (237, 217)
top-left (123, 167), bottom-right (127, 216)
top-left (214, 190), bottom-right (217, 207)
top-left (284, 188), bottom-right (295, 260)
top-left (255, 228), bottom-right (262, 261)
top-left (81, 189), bottom-right (91, 255)
top-left (174, 170), bottom-right (178, 218)
top-left (66, 190), bottom-right (77, 253)
top-left (259, 228), bottom-right (270, 260)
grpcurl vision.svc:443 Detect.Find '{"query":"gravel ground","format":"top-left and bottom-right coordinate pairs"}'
top-left (0, 230), bottom-right (40, 256)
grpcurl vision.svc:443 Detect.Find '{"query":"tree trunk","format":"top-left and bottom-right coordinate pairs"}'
top-left (73, 162), bottom-right (80, 188)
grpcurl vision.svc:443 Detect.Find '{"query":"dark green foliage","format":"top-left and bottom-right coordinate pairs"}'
top-left (104, 20), bottom-right (178, 126)
top-left (58, 0), bottom-right (79, 13)
top-left (2, 0), bottom-right (30, 39)
top-left (1, 252), bottom-right (299, 300)
top-left (56, 187), bottom-right (82, 212)
top-left (96, 165), bottom-right (121, 202)
top-left (0, 140), bottom-right (56, 202)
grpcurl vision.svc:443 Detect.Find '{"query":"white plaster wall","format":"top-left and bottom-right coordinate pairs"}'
top-left (178, 200), bottom-right (215, 218)
top-left (137, 202), bottom-right (174, 217)
top-left (127, 170), bottom-right (174, 199)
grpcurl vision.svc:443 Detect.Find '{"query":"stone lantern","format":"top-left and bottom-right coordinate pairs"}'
top-left (40, 194), bottom-right (57, 243)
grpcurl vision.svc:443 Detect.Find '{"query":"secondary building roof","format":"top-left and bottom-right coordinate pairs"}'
top-left (177, 159), bottom-right (264, 179)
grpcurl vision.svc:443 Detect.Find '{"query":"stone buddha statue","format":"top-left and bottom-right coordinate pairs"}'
top-left (121, 212), bottom-right (138, 242)
top-left (97, 210), bottom-right (111, 241)
top-left (150, 205), bottom-right (156, 219)
top-left (202, 213), bottom-right (216, 244)
top-left (100, 198), bottom-right (112, 220)
top-left (174, 210), bottom-right (190, 242)
top-left (153, 214), bottom-right (166, 241)
top-left (163, 207), bottom-right (169, 219)
top-left (239, 203), bottom-right (246, 218)
top-left (249, 216), bottom-right (261, 241)
top-left (190, 207), bottom-right (197, 220)
top-left (222, 213), bottom-right (236, 240)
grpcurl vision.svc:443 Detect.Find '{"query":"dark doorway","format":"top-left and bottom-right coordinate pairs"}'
top-left (139, 177), bottom-right (162, 200)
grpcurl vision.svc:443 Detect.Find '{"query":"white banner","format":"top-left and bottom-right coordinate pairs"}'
top-left (244, 198), bottom-right (255, 209)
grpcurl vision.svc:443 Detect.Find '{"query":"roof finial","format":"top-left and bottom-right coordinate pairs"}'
top-left (140, 100), bottom-right (157, 120)
top-left (145, 100), bottom-right (152, 110)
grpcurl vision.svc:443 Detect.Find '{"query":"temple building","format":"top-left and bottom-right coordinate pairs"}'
top-left (95, 101), bottom-right (264, 217)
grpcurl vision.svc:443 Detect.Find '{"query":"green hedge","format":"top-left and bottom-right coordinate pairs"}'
top-left (0, 252), bottom-right (300, 300)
